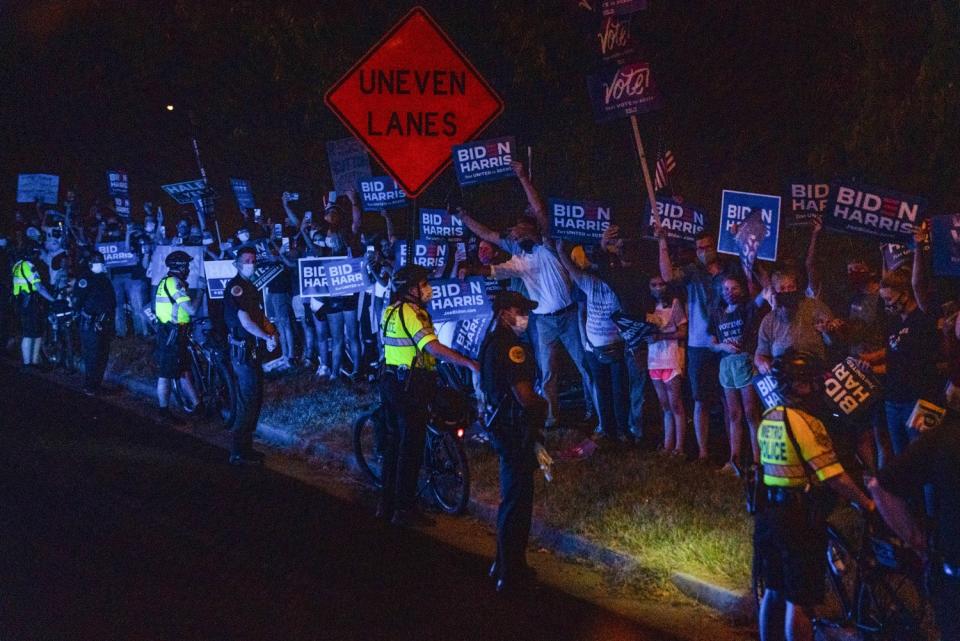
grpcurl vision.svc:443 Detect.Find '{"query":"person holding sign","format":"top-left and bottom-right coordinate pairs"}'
top-left (12, 240), bottom-right (55, 367)
top-left (378, 265), bottom-right (480, 528)
top-left (74, 251), bottom-right (116, 397)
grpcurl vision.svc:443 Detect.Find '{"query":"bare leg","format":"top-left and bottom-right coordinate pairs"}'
top-left (693, 400), bottom-right (709, 460)
top-left (741, 384), bottom-right (763, 465)
top-left (652, 379), bottom-right (674, 450)
top-left (667, 376), bottom-right (687, 454)
top-left (723, 387), bottom-right (743, 464)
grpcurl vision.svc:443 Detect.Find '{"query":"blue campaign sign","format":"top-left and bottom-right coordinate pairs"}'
top-left (882, 243), bottom-right (913, 272)
top-left (162, 179), bottom-right (215, 205)
top-left (753, 374), bottom-right (784, 411)
top-left (97, 241), bottom-right (138, 268)
top-left (450, 313), bottom-right (493, 360)
top-left (203, 260), bottom-right (237, 300)
top-left (643, 197), bottom-right (706, 244)
top-left (326, 137), bottom-right (373, 193)
top-left (718, 190), bottom-right (781, 262)
top-left (823, 181), bottom-right (927, 244)
top-left (298, 256), bottom-right (369, 298)
top-left (586, 60), bottom-right (663, 123)
top-left (419, 208), bottom-right (467, 242)
top-left (451, 136), bottom-right (515, 186)
top-left (786, 180), bottom-right (829, 227)
top-left (932, 214), bottom-right (960, 277)
top-left (426, 277), bottom-right (491, 323)
top-left (549, 198), bottom-right (612, 244)
top-left (113, 197), bottom-right (131, 218)
top-left (395, 240), bottom-right (450, 278)
top-left (107, 170), bottom-right (129, 197)
top-left (359, 177), bottom-right (408, 211)
top-left (17, 173), bottom-right (60, 204)
top-left (230, 178), bottom-right (256, 209)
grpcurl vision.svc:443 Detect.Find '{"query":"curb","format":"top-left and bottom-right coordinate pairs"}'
top-left (102, 368), bottom-right (752, 620)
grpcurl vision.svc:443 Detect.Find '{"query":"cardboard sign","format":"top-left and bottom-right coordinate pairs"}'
top-left (324, 7), bottom-right (504, 197)
top-left (107, 170), bottom-right (129, 197)
top-left (549, 198), bottom-right (612, 244)
top-left (643, 197), bottom-right (706, 244)
top-left (359, 177), bottom-right (408, 211)
top-left (420, 208), bottom-right (467, 242)
top-left (822, 357), bottom-right (880, 420)
top-left (298, 256), bottom-right (369, 298)
top-left (753, 373), bottom-right (785, 411)
top-left (449, 313), bottom-right (493, 360)
top-left (586, 60), bottom-right (662, 122)
top-left (96, 242), bottom-right (138, 269)
top-left (230, 178), bottom-right (256, 209)
top-left (395, 240), bottom-right (450, 278)
top-left (204, 260), bottom-right (237, 299)
top-left (786, 181), bottom-right (829, 227)
top-left (17, 173), bottom-right (59, 204)
top-left (148, 245), bottom-right (205, 288)
top-left (596, 12), bottom-right (635, 62)
top-left (426, 277), bottom-right (491, 323)
top-left (882, 243), bottom-right (913, 272)
top-left (718, 190), bottom-right (781, 263)
top-left (452, 136), bottom-right (515, 186)
top-left (932, 214), bottom-right (960, 277)
top-left (326, 137), bottom-right (373, 193)
top-left (823, 181), bottom-right (926, 244)
top-left (162, 179), bottom-right (215, 205)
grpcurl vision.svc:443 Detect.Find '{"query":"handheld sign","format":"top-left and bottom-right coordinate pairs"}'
top-left (426, 277), bottom-right (491, 323)
top-left (882, 243), bottom-right (913, 272)
top-left (324, 7), bottom-right (504, 197)
top-left (932, 214), bottom-right (960, 277)
top-left (162, 179), bottom-right (215, 205)
top-left (786, 180), bottom-right (829, 227)
top-left (601, 0), bottom-right (648, 15)
top-left (643, 197), bottom-right (706, 244)
top-left (298, 256), bottom-right (368, 297)
top-left (823, 181), bottom-right (926, 244)
top-left (204, 260), bottom-right (237, 299)
top-left (611, 311), bottom-right (658, 351)
top-left (358, 177), bottom-right (408, 211)
top-left (230, 178), bottom-right (256, 209)
top-left (326, 137), bottom-right (373, 193)
top-left (586, 60), bottom-right (663, 123)
top-left (107, 170), bottom-right (129, 197)
top-left (96, 242), bottom-right (138, 269)
top-left (753, 373), bottom-right (785, 412)
top-left (718, 190), bottom-right (781, 263)
top-left (549, 198), bottom-right (613, 244)
top-left (452, 136), bottom-right (515, 186)
top-left (17, 174), bottom-right (59, 204)
top-left (449, 313), bottom-right (493, 360)
top-left (822, 357), bottom-right (880, 421)
top-left (419, 208), bottom-right (467, 242)
top-left (395, 240), bottom-right (449, 278)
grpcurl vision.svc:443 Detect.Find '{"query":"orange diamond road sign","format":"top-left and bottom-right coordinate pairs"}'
top-left (325, 6), bottom-right (504, 198)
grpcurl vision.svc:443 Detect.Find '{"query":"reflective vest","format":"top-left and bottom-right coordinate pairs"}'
top-left (758, 406), bottom-right (844, 488)
top-left (12, 260), bottom-right (39, 296)
top-left (154, 276), bottom-right (191, 324)
top-left (380, 301), bottom-right (437, 369)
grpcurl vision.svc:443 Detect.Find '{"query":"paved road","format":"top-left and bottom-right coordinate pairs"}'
top-left (0, 365), bottom-right (688, 641)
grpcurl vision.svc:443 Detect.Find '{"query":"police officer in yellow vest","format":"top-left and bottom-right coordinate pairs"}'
top-left (754, 349), bottom-right (875, 641)
top-left (154, 250), bottom-right (199, 424)
top-left (378, 264), bottom-right (480, 527)
top-left (12, 240), bottom-right (55, 367)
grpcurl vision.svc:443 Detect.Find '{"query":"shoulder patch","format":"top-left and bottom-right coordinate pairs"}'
top-left (508, 346), bottom-right (526, 364)
top-left (230, 285), bottom-right (243, 297)
top-left (78, 279), bottom-right (87, 288)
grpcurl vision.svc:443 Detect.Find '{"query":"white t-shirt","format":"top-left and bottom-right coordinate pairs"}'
top-left (566, 269), bottom-right (621, 347)
top-left (647, 299), bottom-right (687, 371)
top-left (491, 239), bottom-right (574, 314)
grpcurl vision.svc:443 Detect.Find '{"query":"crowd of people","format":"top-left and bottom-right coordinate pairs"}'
top-left (2, 161), bottom-right (958, 638)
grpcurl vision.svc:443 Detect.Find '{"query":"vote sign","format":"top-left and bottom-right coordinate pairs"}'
top-left (452, 136), bottom-right (515, 186)
top-left (549, 198), bottom-right (613, 244)
top-left (717, 190), bottom-right (781, 262)
top-left (823, 181), bottom-right (926, 244)
top-left (586, 60), bottom-right (663, 123)
top-left (162, 179), bottom-right (215, 205)
top-left (298, 256), bottom-right (368, 298)
top-left (644, 197), bottom-right (706, 244)
top-left (359, 177), bottom-right (408, 211)
top-left (420, 208), bottom-right (467, 242)
top-left (822, 357), bottom-right (880, 421)
top-left (325, 7), bottom-right (504, 197)
top-left (426, 277), bottom-right (491, 323)
top-left (97, 242), bottom-right (138, 268)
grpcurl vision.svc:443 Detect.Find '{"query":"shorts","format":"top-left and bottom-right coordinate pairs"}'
top-left (687, 346), bottom-right (720, 403)
top-left (324, 293), bottom-right (359, 315)
top-left (18, 295), bottom-right (42, 338)
top-left (719, 352), bottom-right (754, 389)
top-left (155, 325), bottom-right (189, 379)
top-left (754, 503), bottom-right (827, 607)
top-left (649, 368), bottom-right (680, 382)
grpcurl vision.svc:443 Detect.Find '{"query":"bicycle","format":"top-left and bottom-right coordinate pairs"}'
top-left (353, 364), bottom-right (473, 514)
top-left (43, 295), bottom-right (79, 372)
top-left (172, 317), bottom-right (238, 428)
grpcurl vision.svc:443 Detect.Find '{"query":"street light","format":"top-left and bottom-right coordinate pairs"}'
top-left (165, 104), bottom-right (175, 112)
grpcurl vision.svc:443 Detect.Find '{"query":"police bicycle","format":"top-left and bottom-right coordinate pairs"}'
top-left (42, 292), bottom-right (79, 371)
top-left (352, 363), bottom-right (473, 515)
top-left (172, 317), bottom-right (238, 428)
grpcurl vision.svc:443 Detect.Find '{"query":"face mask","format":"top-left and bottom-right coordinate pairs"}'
top-left (696, 249), bottom-right (716, 266)
top-left (776, 291), bottom-right (803, 309)
top-left (518, 239), bottom-right (536, 254)
top-left (45, 239), bottom-right (60, 251)
top-left (722, 291), bottom-right (742, 306)
top-left (145, 222), bottom-right (156, 233)
top-left (419, 283), bottom-right (433, 302)
top-left (511, 314), bottom-right (530, 335)
top-left (90, 263), bottom-right (105, 274)
top-left (239, 263), bottom-right (256, 278)
top-left (237, 232), bottom-right (250, 243)
top-left (884, 295), bottom-right (906, 315)
top-left (202, 235), bottom-right (214, 246)
top-left (26, 228), bottom-right (40, 241)
top-left (177, 227), bottom-right (189, 237)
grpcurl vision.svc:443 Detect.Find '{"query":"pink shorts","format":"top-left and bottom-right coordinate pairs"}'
top-left (649, 368), bottom-right (681, 382)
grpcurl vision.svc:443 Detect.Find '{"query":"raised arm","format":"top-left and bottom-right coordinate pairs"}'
top-left (281, 192), bottom-right (300, 227)
top-left (512, 161), bottom-right (548, 237)
top-left (656, 227), bottom-right (674, 283)
top-left (458, 208), bottom-right (501, 246)
top-left (912, 220), bottom-right (931, 313)
top-left (346, 189), bottom-right (362, 236)
top-left (805, 215), bottom-right (823, 297)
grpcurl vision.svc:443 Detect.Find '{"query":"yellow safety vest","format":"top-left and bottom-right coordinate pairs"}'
top-left (12, 260), bottom-right (39, 296)
top-left (758, 406), bottom-right (844, 488)
top-left (154, 276), bottom-right (191, 324)
top-left (381, 301), bottom-right (437, 369)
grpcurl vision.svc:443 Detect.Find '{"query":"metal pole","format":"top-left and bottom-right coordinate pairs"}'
top-left (630, 114), bottom-right (659, 217)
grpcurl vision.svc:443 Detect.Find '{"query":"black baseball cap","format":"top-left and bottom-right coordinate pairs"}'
top-left (492, 290), bottom-right (538, 314)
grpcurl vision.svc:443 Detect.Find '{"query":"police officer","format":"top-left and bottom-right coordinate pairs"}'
top-left (222, 246), bottom-right (279, 465)
top-left (153, 250), bottom-right (199, 424)
top-left (480, 290), bottom-right (550, 593)
top-left (755, 349), bottom-right (874, 641)
top-left (12, 240), bottom-right (55, 367)
top-left (74, 251), bottom-right (116, 396)
top-left (378, 264), bottom-right (479, 527)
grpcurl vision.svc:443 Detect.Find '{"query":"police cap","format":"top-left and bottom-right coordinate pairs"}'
top-left (392, 264), bottom-right (432, 290)
top-left (165, 250), bottom-right (193, 268)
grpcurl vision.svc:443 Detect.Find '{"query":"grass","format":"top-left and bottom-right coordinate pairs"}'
top-left (106, 337), bottom-right (753, 591)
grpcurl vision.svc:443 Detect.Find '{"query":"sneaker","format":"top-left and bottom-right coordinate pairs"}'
top-left (315, 364), bottom-right (331, 379)
top-left (719, 461), bottom-right (742, 477)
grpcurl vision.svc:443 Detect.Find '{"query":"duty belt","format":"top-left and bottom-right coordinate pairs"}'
top-left (766, 486), bottom-right (808, 505)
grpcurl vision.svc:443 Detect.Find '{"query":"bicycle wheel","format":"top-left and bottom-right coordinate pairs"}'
top-left (856, 570), bottom-right (927, 641)
top-left (173, 352), bottom-right (203, 415)
top-left (428, 430), bottom-right (470, 515)
top-left (206, 355), bottom-right (237, 428)
top-left (825, 527), bottom-right (857, 623)
top-left (353, 409), bottom-right (385, 487)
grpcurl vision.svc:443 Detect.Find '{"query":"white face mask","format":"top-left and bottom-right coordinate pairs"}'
top-left (238, 263), bottom-right (256, 278)
top-left (419, 283), bottom-right (433, 302)
top-left (145, 222), bottom-right (156, 233)
top-left (511, 314), bottom-right (530, 335)
top-left (237, 232), bottom-right (250, 243)
top-left (90, 263), bottom-right (105, 274)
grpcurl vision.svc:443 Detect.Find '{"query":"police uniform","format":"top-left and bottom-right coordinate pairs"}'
top-left (222, 274), bottom-right (267, 460)
top-left (378, 299), bottom-right (439, 519)
top-left (480, 302), bottom-right (544, 588)
top-left (12, 258), bottom-right (43, 338)
top-left (154, 273), bottom-right (192, 379)
top-left (755, 405), bottom-right (844, 606)
top-left (75, 270), bottom-right (116, 393)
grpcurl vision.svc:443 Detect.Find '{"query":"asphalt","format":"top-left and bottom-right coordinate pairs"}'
top-left (0, 364), bottom-right (683, 641)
